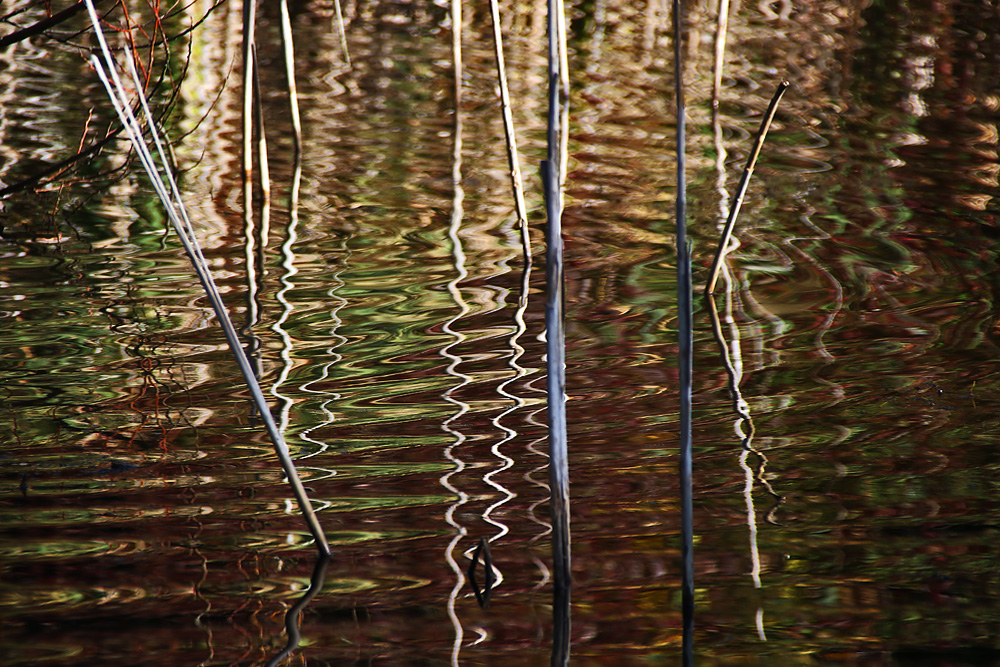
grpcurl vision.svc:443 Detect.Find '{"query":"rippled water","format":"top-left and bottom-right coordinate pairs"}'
top-left (2, 0), bottom-right (1000, 664)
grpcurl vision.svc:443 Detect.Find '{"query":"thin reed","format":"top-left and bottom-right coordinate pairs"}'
top-left (706, 80), bottom-right (790, 294)
top-left (544, 0), bottom-right (572, 663)
top-left (488, 0), bottom-right (530, 263)
top-left (672, 0), bottom-right (695, 663)
top-left (84, 0), bottom-right (330, 556)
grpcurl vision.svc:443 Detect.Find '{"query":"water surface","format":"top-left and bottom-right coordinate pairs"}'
top-left (2, 0), bottom-right (1000, 664)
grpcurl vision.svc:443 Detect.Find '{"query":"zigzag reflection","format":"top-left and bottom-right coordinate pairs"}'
top-left (441, 51), bottom-right (471, 660)
top-left (483, 253), bottom-right (529, 547)
top-left (272, 157), bottom-right (337, 519)
top-left (297, 233), bottom-right (349, 462)
top-left (523, 377), bottom-right (554, 590)
top-left (707, 264), bottom-right (783, 641)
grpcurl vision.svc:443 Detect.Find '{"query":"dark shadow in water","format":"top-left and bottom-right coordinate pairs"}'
top-left (265, 552), bottom-right (332, 667)
top-left (467, 537), bottom-right (495, 609)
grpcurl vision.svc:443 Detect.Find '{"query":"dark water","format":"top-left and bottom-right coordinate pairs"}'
top-left (2, 0), bottom-right (1000, 664)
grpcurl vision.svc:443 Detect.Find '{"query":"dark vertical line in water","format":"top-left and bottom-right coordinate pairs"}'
top-left (242, 0), bottom-right (257, 226)
top-left (673, 0), bottom-right (695, 664)
top-left (545, 0), bottom-right (571, 663)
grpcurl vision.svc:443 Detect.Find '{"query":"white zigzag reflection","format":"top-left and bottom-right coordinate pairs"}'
top-left (441, 52), bottom-right (470, 661)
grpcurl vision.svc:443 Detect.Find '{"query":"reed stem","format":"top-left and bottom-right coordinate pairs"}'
top-left (705, 81), bottom-right (789, 295)
top-left (332, 0), bottom-right (351, 66)
top-left (280, 0), bottom-right (303, 154)
top-left (488, 0), bottom-right (530, 264)
top-left (545, 0), bottom-right (572, 663)
top-left (672, 1), bottom-right (695, 663)
top-left (712, 0), bottom-right (730, 110)
top-left (242, 0), bottom-right (257, 226)
top-left (84, 0), bottom-right (330, 556)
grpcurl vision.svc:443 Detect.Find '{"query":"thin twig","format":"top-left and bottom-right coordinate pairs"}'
top-left (332, 0), bottom-right (351, 66)
top-left (252, 43), bottom-right (271, 259)
top-left (705, 80), bottom-right (790, 295)
top-left (242, 0), bottom-right (257, 224)
top-left (487, 0), bottom-right (530, 264)
top-left (712, 0), bottom-right (730, 110)
top-left (280, 0), bottom-right (303, 154)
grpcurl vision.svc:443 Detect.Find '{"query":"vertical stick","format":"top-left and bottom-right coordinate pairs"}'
top-left (280, 0), bottom-right (303, 154)
top-left (487, 0), bottom-right (530, 264)
top-left (332, 0), bottom-right (351, 66)
top-left (545, 0), bottom-right (572, 663)
top-left (242, 0), bottom-right (257, 222)
top-left (672, 1), bottom-right (695, 664)
top-left (712, 0), bottom-right (730, 110)
top-left (251, 44), bottom-right (270, 260)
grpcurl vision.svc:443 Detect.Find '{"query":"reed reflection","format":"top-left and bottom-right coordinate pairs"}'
top-left (265, 552), bottom-right (332, 667)
top-left (441, 6), bottom-right (471, 659)
top-left (706, 275), bottom-right (783, 642)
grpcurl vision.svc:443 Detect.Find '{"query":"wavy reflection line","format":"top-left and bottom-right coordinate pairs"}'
top-left (270, 163), bottom-right (300, 441)
top-left (271, 153), bottom-right (336, 515)
top-left (193, 534), bottom-right (215, 667)
top-left (785, 204), bottom-right (846, 396)
top-left (707, 272), bottom-right (762, 590)
top-left (723, 277), bottom-right (763, 592)
top-left (441, 7), bottom-right (469, 661)
top-left (524, 403), bottom-right (553, 590)
top-left (265, 553), bottom-right (331, 667)
top-left (482, 229), bottom-right (532, 563)
top-left (708, 267), bottom-right (783, 614)
top-left (297, 257), bottom-right (348, 460)
top-left (288, 138), bottom-right (347, 462)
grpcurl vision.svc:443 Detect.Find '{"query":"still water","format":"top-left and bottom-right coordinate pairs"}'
top-left (2, 0), bottom-right (1000, 664)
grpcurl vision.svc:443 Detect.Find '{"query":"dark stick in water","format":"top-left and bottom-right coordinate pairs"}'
top-left (545, 0), bottom-right (571, 663)
top-left (672, 1), bottom-right (695, 664)
top-left (706, 81), bottom-right (790, 295)
top-left (84, 0), bottom-right (330, 556)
